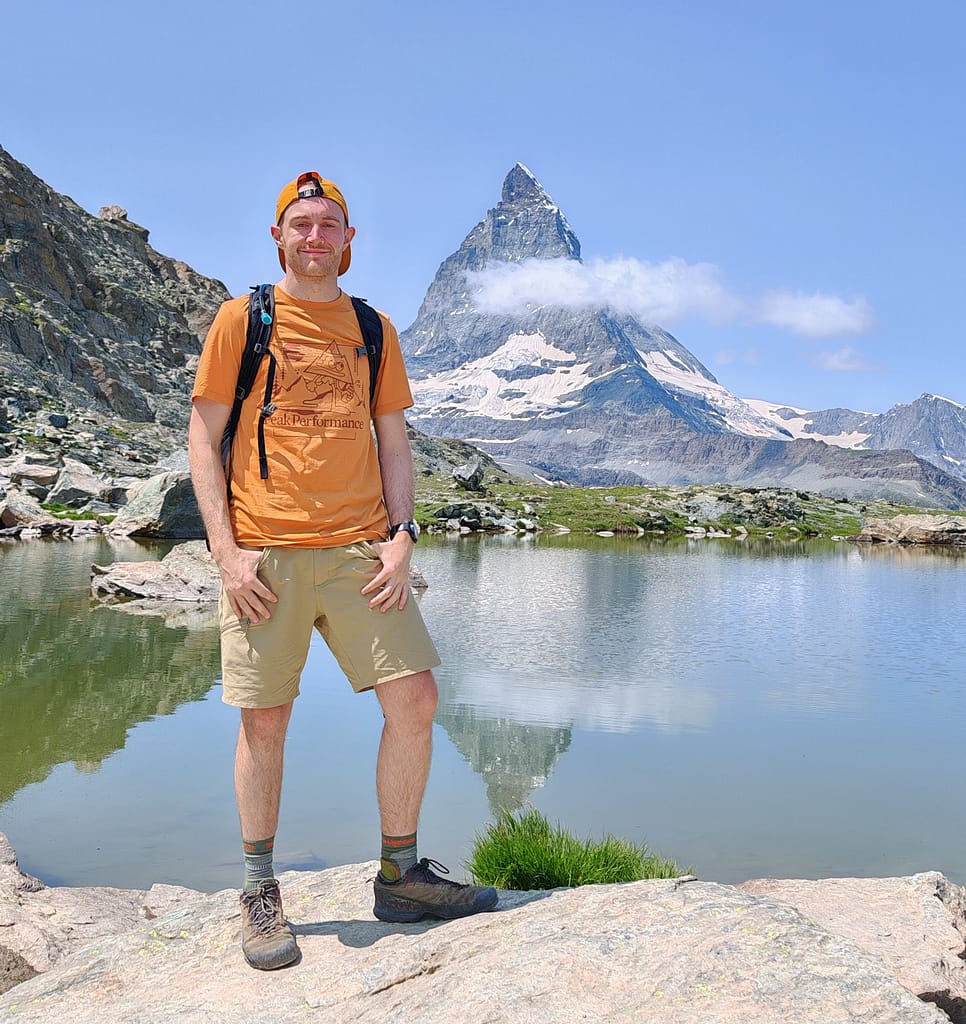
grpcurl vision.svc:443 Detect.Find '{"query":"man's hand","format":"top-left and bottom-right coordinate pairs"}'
top-left (217, 546), bottom-right (277, 622)
top-left (362, 534), bottom-right (414, 612)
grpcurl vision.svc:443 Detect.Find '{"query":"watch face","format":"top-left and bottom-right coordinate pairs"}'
top-left (392, 521), bottom-right (420, 542)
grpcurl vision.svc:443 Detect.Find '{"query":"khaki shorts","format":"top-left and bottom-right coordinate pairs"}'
top-left (219, 542), bottom-right (441, 707)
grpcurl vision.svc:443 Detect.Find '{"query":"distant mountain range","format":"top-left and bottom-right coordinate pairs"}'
top-left (747, 394), bottom-right (966, 479)
top-left (399, 164), bottom-right (966, 506)
top-left (1, 144), bottom-right (964, 507)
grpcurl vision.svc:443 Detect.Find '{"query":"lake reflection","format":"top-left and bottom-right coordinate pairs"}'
top-left (1, 533), bottom-right (965, 892)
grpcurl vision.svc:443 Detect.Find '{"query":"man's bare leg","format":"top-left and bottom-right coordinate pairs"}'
top-left (235, 701), bottom-right (299, 970)
top-left (374, 671), bottom-right (438, 839)
top-left (371, 669), bottom-right (498, 921)
top-left (236, 702), bottom-right (293, 855)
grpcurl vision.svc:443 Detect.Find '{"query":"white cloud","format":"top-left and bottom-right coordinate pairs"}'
top-left (755, 290), bottom-right (876, 338)
top-left (807, 346), bottom-right (880, 372)
top-left (466, 258), bottom-right (876, 342)
top-left (466, 256), bottom-right (741, 325)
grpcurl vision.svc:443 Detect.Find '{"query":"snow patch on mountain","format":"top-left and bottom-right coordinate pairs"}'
top-left (409, 331), bottom-right (593, 422)
top-left (744, 399), bottom-right (872, 446)
top-left (920, 393), bottom-right (966, 411)
top-left (640, 350), bottom-right (792, 439)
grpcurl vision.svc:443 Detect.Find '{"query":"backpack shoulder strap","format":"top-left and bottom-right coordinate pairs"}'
top-left (220, 284), bottom-right (275, 479)
top-left (350, 295), bottom-right (384, 409)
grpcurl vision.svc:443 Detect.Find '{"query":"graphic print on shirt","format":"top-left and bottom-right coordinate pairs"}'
top-left (269, 340), bottom-right (368, 438)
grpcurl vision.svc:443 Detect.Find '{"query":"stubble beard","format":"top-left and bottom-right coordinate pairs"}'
top-left (288, 246), bottom-right (342, 282)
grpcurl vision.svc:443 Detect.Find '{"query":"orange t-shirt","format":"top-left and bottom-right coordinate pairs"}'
top-left (192, 287), bottom-right (413, 548)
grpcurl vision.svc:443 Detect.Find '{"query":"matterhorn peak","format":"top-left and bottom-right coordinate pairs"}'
top-left (502, 163), bottom-right (548, 205)
top-left (488, 164), bottom-right (581, 263)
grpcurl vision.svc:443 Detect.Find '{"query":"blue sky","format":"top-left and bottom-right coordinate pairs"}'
top-left (3, 0), bottom-right (962, 414)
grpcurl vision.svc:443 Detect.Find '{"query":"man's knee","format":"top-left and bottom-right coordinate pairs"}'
top-left (377, 670), bottom-right (438, 727)
top-left (239, 702), bottom-right (293, 745)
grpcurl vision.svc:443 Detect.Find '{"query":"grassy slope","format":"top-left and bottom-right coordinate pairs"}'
top-left (414, 473), bottom-right (966, 540)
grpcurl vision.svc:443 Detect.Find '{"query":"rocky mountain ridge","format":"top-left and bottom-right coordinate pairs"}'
top-left (0, 144), bottom-right (229, 475)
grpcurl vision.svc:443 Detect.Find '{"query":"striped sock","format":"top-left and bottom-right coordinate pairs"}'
top-left (380, 832), bottom-right (417, 881)
top-left (242, 835), bottom-right (275, 892)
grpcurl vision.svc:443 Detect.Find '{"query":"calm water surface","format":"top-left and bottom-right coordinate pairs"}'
top-left (1, 533), bottom-right (964, 892)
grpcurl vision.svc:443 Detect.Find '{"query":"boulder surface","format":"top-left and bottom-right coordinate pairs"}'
top-left (0, 835), bottom-right (959, 1024)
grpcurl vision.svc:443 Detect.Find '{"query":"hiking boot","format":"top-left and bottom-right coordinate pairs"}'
top-left (373, 858), bottom-right (499, 923)
top-left (239, 879), bottom-right (299, 970)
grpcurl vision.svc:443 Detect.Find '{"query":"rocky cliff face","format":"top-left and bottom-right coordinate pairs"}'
top-left (400, 166), bottom-right (966, 508)
top-left (0, 145), bottom-right (230, 473)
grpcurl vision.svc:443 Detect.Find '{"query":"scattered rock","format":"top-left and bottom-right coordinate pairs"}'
top-left (431, 501), bottom-right (536, 534)
top-left (453, 458), bottom-right (486, 492)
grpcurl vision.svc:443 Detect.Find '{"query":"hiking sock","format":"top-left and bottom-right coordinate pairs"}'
top-left (242, 835), bottom-right (276, 892)
top-left (380, 832), bottom-right (417, 881)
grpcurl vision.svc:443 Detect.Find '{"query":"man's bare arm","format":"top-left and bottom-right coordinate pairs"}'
top-left (364, 410), bottom-right (416, 611)
top-left (187, 399), bottom-right (277, 621)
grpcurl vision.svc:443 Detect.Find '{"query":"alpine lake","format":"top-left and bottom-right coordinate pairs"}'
top-left (2, 520), bottom-right (966, 894)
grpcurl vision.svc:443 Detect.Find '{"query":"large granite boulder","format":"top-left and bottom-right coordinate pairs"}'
top-left (44, 457), bottom-right (107, 508)
top-left (107, 471), bottom-right (203, 538)
top-left (0, 488), bottom-right (56, 531)
top-left (853, 514), bottom-right (966, 545)
top-left (91, 540), bottom-right (219, 603)
top-left (0, 827), bottom-right (960, 1024)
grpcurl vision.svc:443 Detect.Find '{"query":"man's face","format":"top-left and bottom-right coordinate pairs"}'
top-left (271, 196), bottom-right (355, 280)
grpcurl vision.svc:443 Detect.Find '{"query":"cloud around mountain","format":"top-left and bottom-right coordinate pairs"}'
top-left (466, 257), bottom-right (875, 340)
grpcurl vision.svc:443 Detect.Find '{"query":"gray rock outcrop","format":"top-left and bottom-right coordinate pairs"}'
top-left (0, 834), bottom-right (197, 996)
top-left (0, 832), bottom-right (959, 1023)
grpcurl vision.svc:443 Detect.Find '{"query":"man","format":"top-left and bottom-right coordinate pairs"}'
top-left (188, 171), bottom-right (497, 971)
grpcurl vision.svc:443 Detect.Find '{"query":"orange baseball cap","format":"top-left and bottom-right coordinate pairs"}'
top-left (275, 171), bottom-right (351, 275)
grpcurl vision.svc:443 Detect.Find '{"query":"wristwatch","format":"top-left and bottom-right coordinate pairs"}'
top-left (389, 520), bottom-right (420, 543)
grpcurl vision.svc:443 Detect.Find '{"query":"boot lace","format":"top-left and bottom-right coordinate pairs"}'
top-left (413, 858), bottom-right (464, 888)
top-left (241, 884), bottom-right (283, 935)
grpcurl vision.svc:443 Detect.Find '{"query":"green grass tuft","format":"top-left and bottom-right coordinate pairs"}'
top-left (466, 807), bottom-right (685, 890)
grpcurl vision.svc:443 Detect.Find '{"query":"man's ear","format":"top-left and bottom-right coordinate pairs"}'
top-left (343, 225), bottom-right (356, 245)
top-left (270, 224), bottom-right (282, 244)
